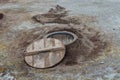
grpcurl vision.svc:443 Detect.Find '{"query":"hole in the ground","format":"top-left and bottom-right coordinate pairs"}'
top-left (45, 26), bottom-right (108, 66)
top-left (14, 25), bottom-right (109, 68)
top-left (45, 31), bottom-right (78, 45)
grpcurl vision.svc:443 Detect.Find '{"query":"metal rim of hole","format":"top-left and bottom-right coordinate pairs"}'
top-left (45, 31), bottom-right (78, 45)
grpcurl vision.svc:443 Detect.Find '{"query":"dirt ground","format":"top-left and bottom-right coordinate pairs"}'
top-left (0, 0), bottom-right (120, 80)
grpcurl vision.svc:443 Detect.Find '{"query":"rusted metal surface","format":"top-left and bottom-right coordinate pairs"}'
top-left (45, 31), bottom-right (78, 45)
top-left (24, 38), bottom-right (65, 68)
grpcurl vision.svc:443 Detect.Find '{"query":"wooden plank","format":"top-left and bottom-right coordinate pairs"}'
top-left (25, 47), bottom-right (65, 56)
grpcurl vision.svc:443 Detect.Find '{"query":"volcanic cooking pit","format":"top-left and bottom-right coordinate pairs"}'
top-left (24, 31), bottom-right (78, 68)
top-left (13, 5), bottom-right (109, 69)
top-left (21, 24), bottom-right (108, 68)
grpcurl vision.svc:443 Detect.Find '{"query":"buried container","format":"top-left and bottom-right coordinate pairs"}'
top-left (45, 31), bottom-right (78, 46)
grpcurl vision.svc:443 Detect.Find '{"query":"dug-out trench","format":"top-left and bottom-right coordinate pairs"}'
top-left (14, 24), bottom-right (109, 68)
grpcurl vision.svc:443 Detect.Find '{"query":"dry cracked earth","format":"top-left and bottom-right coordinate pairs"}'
top-left (0, 0), bottom-right (120, 80)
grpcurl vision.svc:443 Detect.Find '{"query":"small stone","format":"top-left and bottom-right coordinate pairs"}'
top-left (0, 67), bottom-right (6, 73)
top-left (117, 70), bottom-right (120, 73)
top-left (0, 72), bottom-right (16, 80)
top-left (99, 62), bottom-right (104, 64)
top-left (0, 13), bottom-right (4, 19)
top-left (113, 28), bottom-right (115, 30)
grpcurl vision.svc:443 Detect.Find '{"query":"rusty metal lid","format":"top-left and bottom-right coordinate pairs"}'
top-left (45, 31), bottom-right (78, 45)
top-left (24, 38), bottom-right (65, 68)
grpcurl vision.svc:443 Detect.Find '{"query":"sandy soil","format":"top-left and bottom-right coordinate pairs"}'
top-left (0, 0), bottom-right (120, 80)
